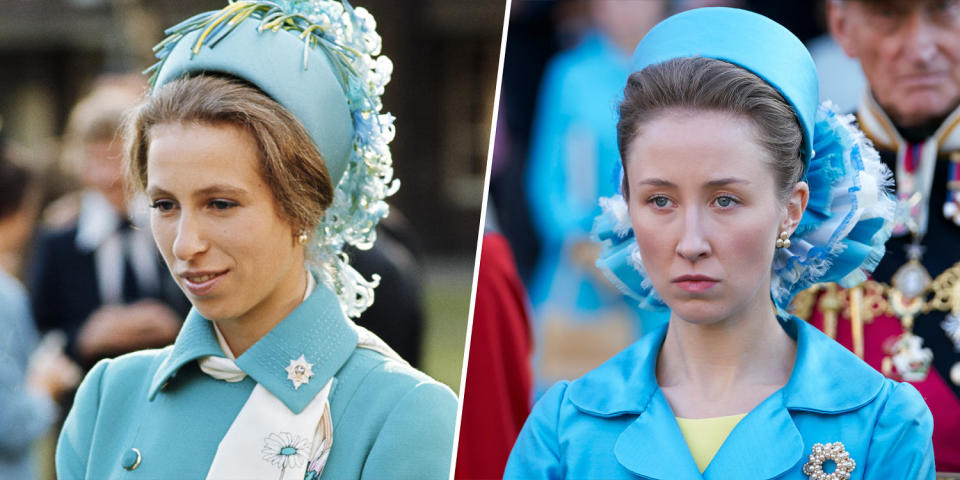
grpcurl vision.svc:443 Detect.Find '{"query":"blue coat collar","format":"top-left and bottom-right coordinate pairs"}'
top-left (148, 283), bottom-right (358, 414)
top-left (567, 315), bottom-right (884, 479)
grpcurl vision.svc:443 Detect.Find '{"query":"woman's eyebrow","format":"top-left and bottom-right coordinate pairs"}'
top-left (635, 178), bottom-right (675, 187)
top-left (193, 184), bottom-right (247, 197)
top-left (704, 177), bottom-right (750, 188)
top-left (146, 185), bottom-right (172, 197)
top-left (633, 178), bottom-right (750, 188)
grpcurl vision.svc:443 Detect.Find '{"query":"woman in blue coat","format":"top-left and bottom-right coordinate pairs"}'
top-left (505, 8), bottom-right (934, 480)
top-left (56, 1), bottom-right (456, 479)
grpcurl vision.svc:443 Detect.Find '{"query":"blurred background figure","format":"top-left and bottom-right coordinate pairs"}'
top-left (789, 0), bottom-right (960, 473)
top-left (28, 74), bottom-right (189, 371)
top-left (523, 0), bottom-right (669, 392)
top-left (347, 214), bottom-right (427, 366)
top-left (0, 131), bottom-right (81, 480)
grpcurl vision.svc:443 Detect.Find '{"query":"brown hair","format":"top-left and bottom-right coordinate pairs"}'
top-left (125, 74), bottom-right (333, 233)
top-left (617, 57), bottom-right (805, 202)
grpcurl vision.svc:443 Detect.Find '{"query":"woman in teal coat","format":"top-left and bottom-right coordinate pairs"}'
top-left (56, 2), bottom-right (456, 479)
top-left (505, 8), bottom-right (934, 479)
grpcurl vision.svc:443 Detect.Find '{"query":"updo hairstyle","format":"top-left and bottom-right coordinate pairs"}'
top-left (617, 57), bottom-right (805, 202)
top-left (125, 74), bottom-right (334, 236)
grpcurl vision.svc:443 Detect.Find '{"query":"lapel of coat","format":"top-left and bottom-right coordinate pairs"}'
top-left (613, 391), bottom-right (704, 479)
top-left (569, 324), bottom-right (703, 479)
top-left (701, 390), bottom-right (803, 479)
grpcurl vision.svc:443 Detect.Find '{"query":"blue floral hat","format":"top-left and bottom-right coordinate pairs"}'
top-left (147, 0), bottom-right (397, 317)
top-left (593, 8), bottom-right (896, 310)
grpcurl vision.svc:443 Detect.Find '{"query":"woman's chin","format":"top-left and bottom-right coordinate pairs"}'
top-left (664, 299), bottom-right (730, 326)
top-left (190, 298), bottom-right (239, 323)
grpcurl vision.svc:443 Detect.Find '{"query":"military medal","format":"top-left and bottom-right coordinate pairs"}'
top-left (945, 152), bottom-right (960, 225)
top-left (885, 141), bottom-right (938, 381)
top-left (885, 238), bottom-right (935, 381)
top-left (888, 333), bottom-right (933, 382)
top-left (892, 246), bottom-right (931, 300)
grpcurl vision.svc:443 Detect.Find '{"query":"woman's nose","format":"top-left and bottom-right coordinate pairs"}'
top-left (675, 208), bottom-right (711, 262)
top-left (172, 213), bottom-right (208, 261)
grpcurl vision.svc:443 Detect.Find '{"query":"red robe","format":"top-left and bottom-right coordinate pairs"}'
top-left (455, 233), bottom-right (533, 479)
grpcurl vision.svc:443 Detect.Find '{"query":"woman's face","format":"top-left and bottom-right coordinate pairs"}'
top-left (625, 109), bottom-right (804, 325)
top-left (146, 121), bottom-right (306, 325)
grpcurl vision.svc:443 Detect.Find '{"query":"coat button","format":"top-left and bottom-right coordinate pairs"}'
top-left (121, 448), bottom-right (142, 471)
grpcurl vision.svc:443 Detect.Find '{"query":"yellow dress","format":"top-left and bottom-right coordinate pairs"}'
top-left (675, 414), bottom-right (747, 473)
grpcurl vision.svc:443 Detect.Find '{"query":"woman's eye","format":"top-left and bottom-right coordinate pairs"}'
top-left (150, 200), bottom-right (176, 212)
top-left (713, 195), bottom-right (739, 208)
top-left (648, 195), bottom-right (673, 208)
top-left (209, 199), bottom-right (237, 210)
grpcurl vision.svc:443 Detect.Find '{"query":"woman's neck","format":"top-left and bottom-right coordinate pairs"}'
top-left (215, 268), bottom-right (311, 357)
top-left (656, 297), bottom-right (797, 418)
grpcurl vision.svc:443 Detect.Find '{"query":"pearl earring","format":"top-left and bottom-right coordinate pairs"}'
top-left (297, 230), bottom-right (308, 245)
top-left (776, 231), bottom-right (791, 249)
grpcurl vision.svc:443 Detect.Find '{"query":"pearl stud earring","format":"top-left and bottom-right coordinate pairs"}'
top-left (776, 231), bottom-right (791, 249)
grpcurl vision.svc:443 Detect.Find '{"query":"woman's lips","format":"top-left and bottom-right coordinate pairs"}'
top-left (179, 270), bottom-right (228, 296)
top-left (672, 275), bottom-right (718, 293)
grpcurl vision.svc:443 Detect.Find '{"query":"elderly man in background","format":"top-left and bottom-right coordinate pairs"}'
top-left (793, 0), bottom-right (960, 473)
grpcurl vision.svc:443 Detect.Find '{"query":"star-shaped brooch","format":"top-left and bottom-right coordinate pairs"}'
top-left (285, 354), bottom-right (315, 390)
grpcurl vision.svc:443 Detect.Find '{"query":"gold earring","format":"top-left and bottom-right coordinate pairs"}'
top-left (297, 230), bottom-right (308, 245)
top-left (776, 231), bottom-right (791, 249)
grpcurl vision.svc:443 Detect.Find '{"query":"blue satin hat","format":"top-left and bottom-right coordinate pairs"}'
top-left (151, 10), bottom-right (354, 186)
top-left (631, 7), bottom-right (819, 164)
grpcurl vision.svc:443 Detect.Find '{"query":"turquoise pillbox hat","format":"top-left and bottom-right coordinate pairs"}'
top-left (631, 7), bottom-right (819, 163)
top-left (152, 13), bottom-right (354, 186)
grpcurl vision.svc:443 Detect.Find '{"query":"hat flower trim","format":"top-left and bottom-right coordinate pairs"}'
top-left (147, 0), bottom-right (398, 318)
top-left (592, 101), bottom-right (895, 310)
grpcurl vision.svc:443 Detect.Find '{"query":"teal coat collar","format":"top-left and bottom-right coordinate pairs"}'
top-left (567, 315), bottom-right (884, 479)
top-left (148, 284), bottom-right (358, 414)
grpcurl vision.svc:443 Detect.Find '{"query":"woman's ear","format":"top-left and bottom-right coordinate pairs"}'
top-left (782, 181), bottom-right (809, 234)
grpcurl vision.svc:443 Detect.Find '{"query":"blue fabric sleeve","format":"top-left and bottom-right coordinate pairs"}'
top-left (526, 57), bottom-right (588, 243)
top-left (503, 381), bottom-right (568, 480)
top-left (56, 359), bottom-right (109, 480)
top-left (862, 381), bottom-right (934, 479)
top-left (361, 381), bottom-right (457, 480)
top-left (0, 369), bottom-right (56, 455)
top-left (0, 275), bottom-right (56, 456)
